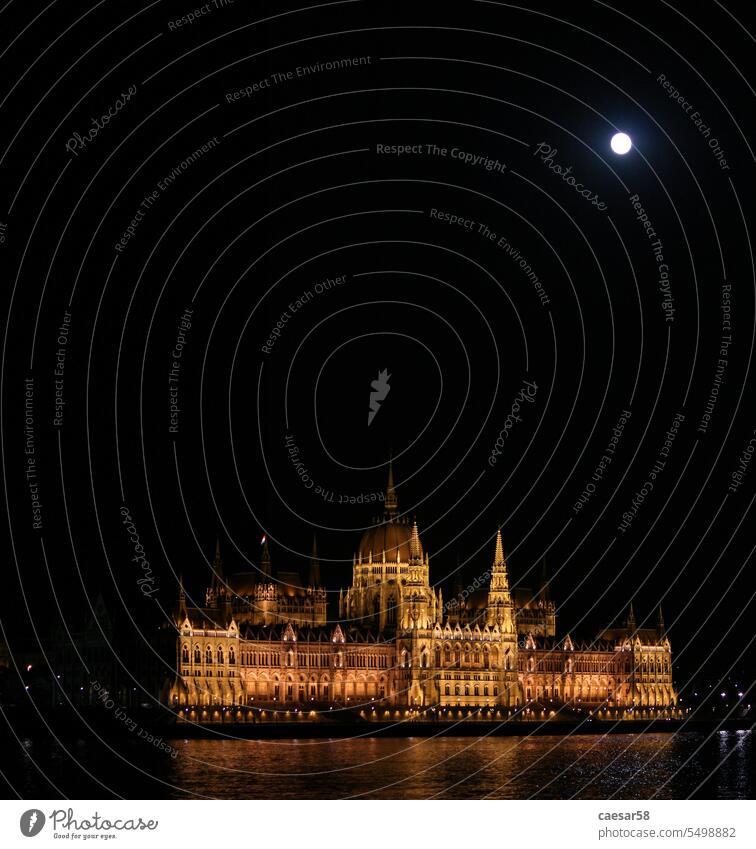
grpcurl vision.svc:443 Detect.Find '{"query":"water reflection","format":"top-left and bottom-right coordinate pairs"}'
top-left (4, 731), bottom-right (751, 799)
top-left (163, 732), bottom-right (752, 800)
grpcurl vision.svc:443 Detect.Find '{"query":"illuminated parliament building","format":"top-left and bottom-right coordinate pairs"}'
top-left (169, 468), bottom-right (678, 718)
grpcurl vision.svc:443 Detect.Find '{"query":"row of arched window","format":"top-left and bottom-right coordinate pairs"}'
top-left (436, 645), bottom-right (505, 667)
top-left (182, 644), bottom-right (236, 665)
top-left (399, 645), bottom-right (513, 670)
top-left (444, 684), bottom-right (499, 697)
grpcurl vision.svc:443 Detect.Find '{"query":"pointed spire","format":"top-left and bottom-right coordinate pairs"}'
top-left (487, 526), bottom-right (511, 611)
top-left (453, 554), bottom-right (464, 598)
top-left (384, 457), bottom-right (398, 513)
top-left (178, 573), bottom-right (187, 618)
top-left (657, 604), bottom-right (665, 634)
top-left (486, 528), bottom-right (512, 628)
top-left (626, 601), bottom-right (636, 631)
top-left (494, 527), bottom-right (505, 567)
top-left (309, 534), bottom-right (321, 587)
top-left (211, 538), bottom-right (224, 588)
top-left (409, 518), bottom-right (422, 561)
top-left (539, 558), bottom-right (550, 601)
top-left (450, 564), bottom-right (464, 620)
top-left (261, 537), bottom-right (272, 579)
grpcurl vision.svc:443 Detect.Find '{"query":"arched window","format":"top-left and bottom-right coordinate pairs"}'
top-left (182, 644), bottom-right (189, 663)
top-left (454, 684), bottom-right (460, 696)
top-left (445, 684), bottom-right (450, 695)
top-left (387, 595), bottom-right (396, 626)
top-left (194, 645), bottom-right (201, 663)
top-left (205, 646), bottom-right (213, 664)
top-left (217, 647), bottom-right (224, 664)
top-left (435, 648), bottom-right (441, 667)
top-left (229, 647), bottom-right (235, 665)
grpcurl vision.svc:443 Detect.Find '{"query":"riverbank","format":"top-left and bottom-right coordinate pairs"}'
top-left (2, 704), bottom-right (750, 741)
top-left (169, 717), bottom-right (752, 739)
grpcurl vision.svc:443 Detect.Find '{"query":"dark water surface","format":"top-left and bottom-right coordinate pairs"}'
top-left (4, 731), bottom-right (752, 799)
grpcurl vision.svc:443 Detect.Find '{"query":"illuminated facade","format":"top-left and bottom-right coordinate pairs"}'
top-left (169, 468), bottom-right (677, 717)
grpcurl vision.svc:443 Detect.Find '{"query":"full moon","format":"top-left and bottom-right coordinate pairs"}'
top-left (610, 132), bottom-right (632, 154)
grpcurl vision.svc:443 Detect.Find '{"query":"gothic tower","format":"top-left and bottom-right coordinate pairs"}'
top-left (486, 528), bottom-right (520, 706)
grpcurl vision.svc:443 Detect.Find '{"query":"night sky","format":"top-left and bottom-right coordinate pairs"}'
top-left (1, 0), bottom-right (754, 707)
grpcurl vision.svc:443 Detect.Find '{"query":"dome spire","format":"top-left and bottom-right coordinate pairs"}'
top-left (384, 456), bottom-right (398, 515)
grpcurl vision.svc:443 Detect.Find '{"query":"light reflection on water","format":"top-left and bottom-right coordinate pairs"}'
top-left (7, 731), bottom-right (751, 799)
top-left (165, 731), bottom-right (752, 799)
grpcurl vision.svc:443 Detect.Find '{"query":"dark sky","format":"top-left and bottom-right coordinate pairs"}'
top-left (1, 0), bottom-right (754, 695)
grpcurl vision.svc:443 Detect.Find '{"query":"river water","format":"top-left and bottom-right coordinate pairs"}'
top-left (6, 731), bottom-right (752, 799)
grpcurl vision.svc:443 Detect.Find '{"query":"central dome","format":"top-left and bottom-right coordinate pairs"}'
top-left (358, 517), bottom-right (418, 562)
top-left (356, 461), bottom-right (423, 562)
